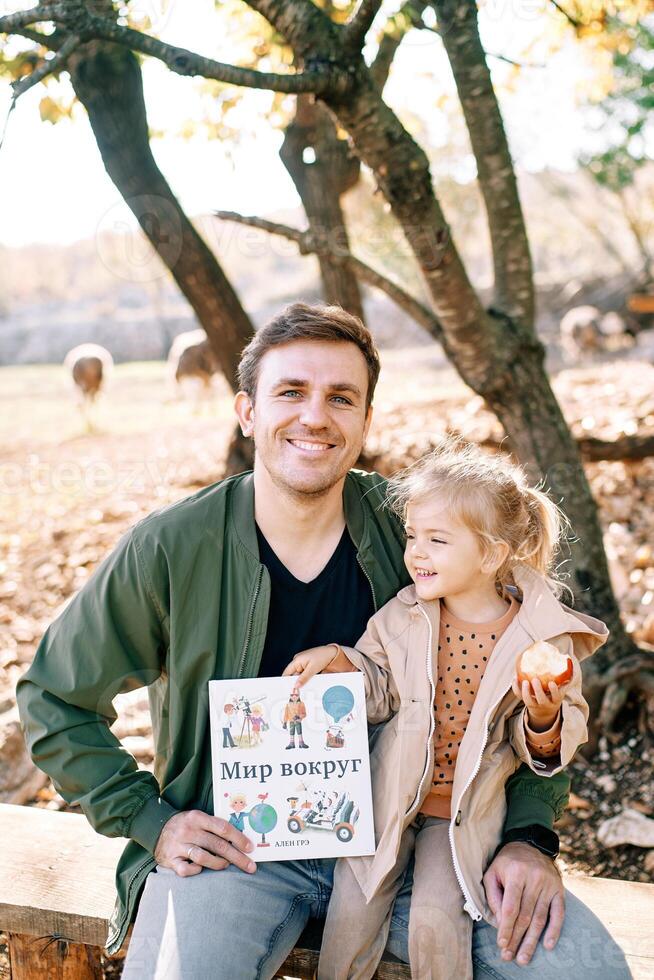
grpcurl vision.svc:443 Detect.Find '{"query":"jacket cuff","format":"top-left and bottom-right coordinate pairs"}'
top-left (524, 712), bottom-right (562, 758)
top-left (503, 790), bottom-right (556, 832)
top-left (128, 794), bottom-right (178, 854)
top-left (511, 706), bottom-right (562, 776)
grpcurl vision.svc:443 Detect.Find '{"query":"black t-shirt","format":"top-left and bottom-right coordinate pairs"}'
top-left (256, 524), bottom-right (375, 678)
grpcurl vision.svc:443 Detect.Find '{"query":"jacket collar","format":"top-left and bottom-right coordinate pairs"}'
top-left (230, 469), bottom-right (368, 559)
top-left (231, 471), bottom-right (259, 558)
top-left (395, 564), bottom-right (607, 643)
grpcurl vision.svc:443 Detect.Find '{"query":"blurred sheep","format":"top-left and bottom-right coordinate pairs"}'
top-left (167, 329), bottom-right (220, 410)
top-left (63, 343), bottom-right (113, 432)
top-left (560, 305), bottom-right (635, 360)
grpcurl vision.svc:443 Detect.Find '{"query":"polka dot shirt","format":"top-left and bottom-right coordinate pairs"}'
top-left (420, 596), bottom-right (519, 819)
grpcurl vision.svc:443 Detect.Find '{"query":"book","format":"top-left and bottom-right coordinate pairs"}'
top-left (208, 673), bottom-right (375, 861)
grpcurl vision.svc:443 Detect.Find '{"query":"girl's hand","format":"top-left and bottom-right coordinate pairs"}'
top-left (511, 675), bottom-right (566, 732)
top-left (282, 645), bottom-right (342, 686)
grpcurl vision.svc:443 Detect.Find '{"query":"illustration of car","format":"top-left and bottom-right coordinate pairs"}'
top-left (287, 790), bottom-right (359, 842)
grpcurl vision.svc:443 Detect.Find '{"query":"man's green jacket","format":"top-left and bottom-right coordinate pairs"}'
top-left (16, 470), bottom-right (570, 954)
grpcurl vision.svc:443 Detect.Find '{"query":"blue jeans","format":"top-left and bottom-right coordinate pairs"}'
top-left (121, 856), bottom-right (631, 979)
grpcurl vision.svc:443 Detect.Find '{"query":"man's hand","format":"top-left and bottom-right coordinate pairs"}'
top-left (483, 842), bottom-right (564, 966)
top-left (153, 810), bottom-right (257, 877)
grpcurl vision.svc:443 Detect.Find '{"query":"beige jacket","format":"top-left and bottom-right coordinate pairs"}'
top-left (342, 564), bottom-right (608, 921)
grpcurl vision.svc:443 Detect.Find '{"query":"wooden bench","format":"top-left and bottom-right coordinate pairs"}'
top-left (1, 804), bottom-right (652, 979)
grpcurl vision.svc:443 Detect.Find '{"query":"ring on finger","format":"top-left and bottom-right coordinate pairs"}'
top-left (187, 845), bottom-right (195, 861)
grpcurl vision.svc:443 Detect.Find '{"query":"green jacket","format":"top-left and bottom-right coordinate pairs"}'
top-left (16, 470), bottom-right (569, 953)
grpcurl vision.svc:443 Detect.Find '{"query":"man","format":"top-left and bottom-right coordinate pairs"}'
top-left (17, 304), bottom-right (628, 978)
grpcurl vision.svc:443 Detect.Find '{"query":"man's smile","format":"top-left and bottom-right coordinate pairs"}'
top-left (286, 438), bottom-right (336, 453)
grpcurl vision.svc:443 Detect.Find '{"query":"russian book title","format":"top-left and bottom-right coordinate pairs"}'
top-left (209, 674), bottom-right (375, 861)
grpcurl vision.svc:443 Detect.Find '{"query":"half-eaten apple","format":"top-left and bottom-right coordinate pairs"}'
top-left (517, 640), bottom-right (573, 688)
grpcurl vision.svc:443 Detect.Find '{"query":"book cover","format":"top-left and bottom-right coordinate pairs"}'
top-left (208, 673), bottom-right (375, 861)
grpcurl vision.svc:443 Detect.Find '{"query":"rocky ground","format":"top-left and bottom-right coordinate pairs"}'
top-left (1, 353), bottom-right (653, 975)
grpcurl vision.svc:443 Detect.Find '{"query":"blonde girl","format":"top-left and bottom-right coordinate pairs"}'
top-left (284, 438), bottom-right (608, 980)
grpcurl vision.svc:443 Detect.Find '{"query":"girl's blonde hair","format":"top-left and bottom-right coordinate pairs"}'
top-left (386, 437), bottom-right (570, 598)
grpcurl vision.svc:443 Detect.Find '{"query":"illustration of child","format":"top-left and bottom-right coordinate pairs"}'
top-left (282, 687), bottom-right (309, 749)
top-left (220, 702), bottom-right (236, 748)
top-left (226, 792), bottom-right (250, 833)
top-left (283, 438), bottom-right (608, 980)
top-left (250, 704), bottom-right (267, 744)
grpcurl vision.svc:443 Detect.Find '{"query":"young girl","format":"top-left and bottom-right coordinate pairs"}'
top-left (283, 438), bottom-right (608, 980)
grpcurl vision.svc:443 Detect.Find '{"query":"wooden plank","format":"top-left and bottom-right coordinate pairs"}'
top-left (0, 805), bottom-right (126, 946)
top-left (564, 875), bottom-right (654, 960)
top-left (8, 933), bottom-right (103, 980)
top-left (625, 956), bottom-right (654, 980)
top-left (1, 802), bottom-right (653, 979)
top-left (275, 948), bottom-right (409, 979)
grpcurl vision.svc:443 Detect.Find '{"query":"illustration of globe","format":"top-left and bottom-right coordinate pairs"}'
top-left (248, 803), bottom-right (278, 845)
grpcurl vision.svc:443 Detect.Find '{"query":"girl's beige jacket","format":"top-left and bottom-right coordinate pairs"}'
top-left (341, 564), bottom-right (608, 921)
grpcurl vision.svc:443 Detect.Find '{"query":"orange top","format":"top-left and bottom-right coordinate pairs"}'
top-left (283, 701), bottom-right (307, 723)
top-left (420, 597), bottom-right (561, 819)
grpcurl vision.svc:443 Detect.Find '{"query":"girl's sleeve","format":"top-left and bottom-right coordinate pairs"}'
top-left (340, 614), bottom-right (401, 725)
top-left (508, 633), bottom-right (589, 777)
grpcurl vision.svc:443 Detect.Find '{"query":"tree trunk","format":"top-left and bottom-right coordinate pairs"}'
top-left (280, 95), bottom-right (365, 320)
top-left (433, 0), bottom-right (534, 327)
top-left (317, 42), bottom-right (635, 676)
top-left (68, 37), bottom-right (254, 473)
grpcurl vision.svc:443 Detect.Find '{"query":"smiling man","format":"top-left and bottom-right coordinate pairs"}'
top-left (17, 303), bottom-right (628, 979)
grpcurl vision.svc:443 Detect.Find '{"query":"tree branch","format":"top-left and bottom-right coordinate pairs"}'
top-left (433, 0), bottom-right (534, 327)
top-left (87, 17), bottom-right (350, 94)
top-left (244, 0), bottom-right (341, 61)
top-left (214, 210), bottom-right (444, 342)
top-left (548, 0), bottom-right (581, 29)
top-left (0, 6), bottom-right (62, 34)
top-left (10, 31), bottom-right (79, 99)
top-left (343, 0), bottom-right (384, 52)
top-left (1, 3), bottom-right (351, 96)
top-left (12, 26), bottom-right (61, 49)
top-left (370, 0), bottom-right (428, 92)
top-left (578, 432), bottom-right (654, 463)
top-left (486, 51), bottom-right (544, 69)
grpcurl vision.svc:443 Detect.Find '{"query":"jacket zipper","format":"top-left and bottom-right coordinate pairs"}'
top-left (198, 566), bottom-right (264, 814)
top-left (403, 606), bottom-right (436, 821)
top-left (237, 565), bottom-right (263, 677)
top-left (357, 554), bottom-right (378, 611)
top-left (448, 620), bottom-right (524, 920)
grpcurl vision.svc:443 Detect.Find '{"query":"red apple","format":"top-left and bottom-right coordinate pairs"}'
top-left (517, 641), bottom-right (573, 688)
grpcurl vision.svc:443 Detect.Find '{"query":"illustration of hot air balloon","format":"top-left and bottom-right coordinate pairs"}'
top-left (322, 685), bottom-right (355, 750)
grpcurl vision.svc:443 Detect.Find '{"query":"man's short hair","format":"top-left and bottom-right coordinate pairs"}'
top-left (237, 302), bottom-right (381, 410)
